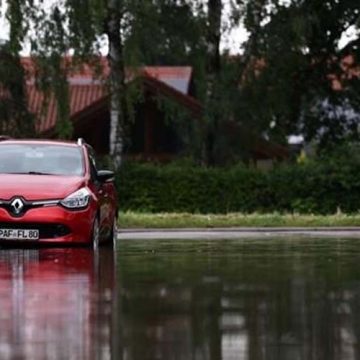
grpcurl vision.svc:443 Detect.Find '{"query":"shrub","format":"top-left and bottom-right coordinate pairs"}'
top-left (116, 156), bottom-right (360, 214)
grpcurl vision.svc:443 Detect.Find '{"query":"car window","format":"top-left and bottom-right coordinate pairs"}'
top-left (0, 144), bottom-right (84, 176)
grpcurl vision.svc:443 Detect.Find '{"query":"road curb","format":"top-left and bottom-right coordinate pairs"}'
top-left (119, 227), bottom-right (360, 233)
top-left (117, 228), bottom-right (360, 240)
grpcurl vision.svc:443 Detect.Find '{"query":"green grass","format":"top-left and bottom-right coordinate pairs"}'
top-left (118, 212), bottom-right (360, 229)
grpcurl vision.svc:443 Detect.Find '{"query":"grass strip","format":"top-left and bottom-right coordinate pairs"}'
top-left (118, 212), bottom-right (360, 229)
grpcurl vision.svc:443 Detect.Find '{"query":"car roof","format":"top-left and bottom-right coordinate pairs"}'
top-left (0, 139), bottom-right (81, 147)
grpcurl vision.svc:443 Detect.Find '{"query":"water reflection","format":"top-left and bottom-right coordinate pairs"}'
top-left (116, 238), bottom-right (360, 360)
top-left (0, 238), bottom-right (360, 360)
top-left (0, 247), bottom-right (116, 360)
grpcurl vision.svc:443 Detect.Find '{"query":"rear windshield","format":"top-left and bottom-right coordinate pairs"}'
top-left (0, 144), bottom-right (84, 176)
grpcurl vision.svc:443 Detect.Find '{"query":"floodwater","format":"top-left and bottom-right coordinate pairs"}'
top-left (0, 238), bottom-right (360, 360)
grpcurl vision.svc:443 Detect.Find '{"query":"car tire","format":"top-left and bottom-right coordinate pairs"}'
top-left (105, 218), bottom-right (117, 246)
top-left (91, 217), bottom-right (100, 250)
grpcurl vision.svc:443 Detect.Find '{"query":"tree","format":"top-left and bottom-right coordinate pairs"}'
top-left (199, 0), bottom-right (267, 165)
top-left (105, 0), bottom-right (127, 169)
top-left (203, 0), bottom-right (222, 165)
top-left (239, 0), bottom-right (360, 150)
top-left (0, 46), bottom-right (34, 137)
top-left (9, 0), bottom-right (358, 165)
top-left (26, 0), bottom-right (130, 168)
top-left (124, 0), bottom-right (205, 66)
top-left (0, 0), bottom-right (34, 137)
top-left (27, 0), bottom-right (207, 168)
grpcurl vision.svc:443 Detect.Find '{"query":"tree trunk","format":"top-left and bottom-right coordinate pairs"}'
top-left (206, 0), bottom-right (222, 76)
top-left (106, 0), bottom-right (126, 170)
top-left (205, 0), bottom-right (222, 166)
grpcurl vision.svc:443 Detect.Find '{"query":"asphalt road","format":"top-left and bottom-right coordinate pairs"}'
top-left (118, 227), bottom-right (360, 240)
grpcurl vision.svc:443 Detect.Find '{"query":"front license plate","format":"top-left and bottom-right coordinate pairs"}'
top-left (0, 229), bottom-right (39, 240)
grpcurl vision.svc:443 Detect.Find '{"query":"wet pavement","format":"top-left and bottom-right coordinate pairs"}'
top-left (0, 237), bottom-right (360, 359)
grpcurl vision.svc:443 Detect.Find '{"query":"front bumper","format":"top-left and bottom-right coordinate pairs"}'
top-left (0, 204), bottom-right (96, 245)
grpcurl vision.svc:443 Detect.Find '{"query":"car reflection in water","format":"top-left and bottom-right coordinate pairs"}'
top-left (0, 247), bottom-right (117, 360)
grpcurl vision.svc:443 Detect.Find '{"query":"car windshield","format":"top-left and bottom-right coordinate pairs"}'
top-left (0, 144), bottom-right (84, 176)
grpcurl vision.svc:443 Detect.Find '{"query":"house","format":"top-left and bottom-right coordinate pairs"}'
top-left (22, 57), bottom-right (288, 164)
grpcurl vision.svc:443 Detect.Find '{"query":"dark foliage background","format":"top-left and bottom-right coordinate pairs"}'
top-left (2, 0), bottom-right (359, 165)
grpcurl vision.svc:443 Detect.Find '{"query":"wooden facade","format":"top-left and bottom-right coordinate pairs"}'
top-left (71, 81), bottom-right (187, 162)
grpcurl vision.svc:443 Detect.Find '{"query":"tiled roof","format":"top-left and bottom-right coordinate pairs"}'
top-left (27, 84), bottom-right (106, 133)
top-left (22, 57), bottom-right (194, 133)
top-left (142, 67), bottom-right (192, 94)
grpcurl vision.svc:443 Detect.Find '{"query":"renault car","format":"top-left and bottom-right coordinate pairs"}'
top-left (0, 138), bottom-right (117, 247)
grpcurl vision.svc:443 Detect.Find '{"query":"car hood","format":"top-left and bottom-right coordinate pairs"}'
top-left (0, 174), bottom-right (85, 201)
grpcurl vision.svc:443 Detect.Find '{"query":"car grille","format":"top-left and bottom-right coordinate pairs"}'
top-left (0, 223), bottom-right (71, 239)
top-left (0, 198), bottom-right (59, 218)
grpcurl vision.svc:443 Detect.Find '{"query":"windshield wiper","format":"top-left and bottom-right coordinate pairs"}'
top-left (24, 171), bottom-right (54, 175)
top-left (2, 171), bottom-right (55, 175)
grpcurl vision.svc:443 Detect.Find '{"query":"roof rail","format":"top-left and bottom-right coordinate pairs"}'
top-left (77, 138), bottom-right (86, 146)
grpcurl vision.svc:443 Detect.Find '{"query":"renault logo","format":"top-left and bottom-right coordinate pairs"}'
top-left (11, 198), bottom-right (24, 215)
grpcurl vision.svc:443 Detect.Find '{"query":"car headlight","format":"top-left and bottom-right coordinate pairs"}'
top-left (60, 187), bottom-right (91, 209)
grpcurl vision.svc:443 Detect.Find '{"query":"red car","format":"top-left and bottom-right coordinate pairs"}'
top-left (0, 138), bottom-right (118, 247)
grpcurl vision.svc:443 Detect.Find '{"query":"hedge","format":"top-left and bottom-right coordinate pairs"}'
top-left (115, 158), bottom-right (360, 214)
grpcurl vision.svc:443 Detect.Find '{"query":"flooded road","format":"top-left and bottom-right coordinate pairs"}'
top-left (0, 237), bottom-right (360, 359)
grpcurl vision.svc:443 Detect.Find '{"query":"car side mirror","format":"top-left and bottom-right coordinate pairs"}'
top-left (97, 170), bottom-right (115, 183)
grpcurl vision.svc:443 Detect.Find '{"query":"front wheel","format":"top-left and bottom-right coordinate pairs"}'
top-left (105, 218), bottom-right (117, 246)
